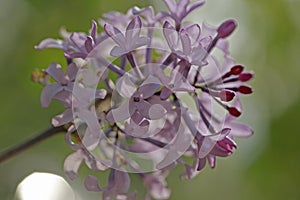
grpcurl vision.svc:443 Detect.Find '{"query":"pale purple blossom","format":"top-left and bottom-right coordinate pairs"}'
top-left (40, 62), bottom-right (77, 108)
top-left (85, 170), bottom-right (136, 200)
top-left (163, 21), bottom-right (208, 67)
top-left (104, 16), bottom-right (149, 57)
top-left (35, 0), bottom-right (254, 199)
top-left (36, 20), bottom-right (100, 59)
top-left (161, 0), bottom-right (206, 28)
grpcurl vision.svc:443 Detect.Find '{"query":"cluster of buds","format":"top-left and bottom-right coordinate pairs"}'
top-left (34, 0), bottom-right (253, 199)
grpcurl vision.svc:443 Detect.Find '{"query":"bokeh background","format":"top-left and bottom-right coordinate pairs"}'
top-left (0, 0), bottom-right (300, 199)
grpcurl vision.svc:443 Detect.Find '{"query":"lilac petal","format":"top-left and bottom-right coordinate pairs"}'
top-left (104, 24), bottom-right (126, 47)
top-left (72, 86), bottom-right (97, 107)
top-left (66, 52), bottom-right (87, 59)
top-left (81, 127), bottom-right (100, 151)
top-left (65, 62), bottom-right (78, 81)
top-left (200, 22), bottom-right (217, 40)
top-left (70, 32), bottom-right (86, 50)
top-left (125, 120), bottom-right (149, 137)
top-left (85, 175), bottom-right (102, 192)
top-left (110, 46), bottom-right (125, 57)
top-left (131, 110), bottom-right (144, 125)
top-left (180, 30), bottom-right (192, 55)
top-left (170, 68), bottom-right (193, 92)
top-left (110, 170), bottom-right (131, 194)
top-left (40, 84), bottom-right (63, 108)
top-left (136, 100), bottom-right (151, 119)
top-left (185, 24), bottom-right (201, 42)
top-left (216, 39), bottom-right (229, 55)
top-left (35, 38), bottom-right (63, 50)
top-left (199, 129), bottom-right (230, 158)
top-left (163, 0), bottom-right (177, 13)
top-left (160, 87), bottom-right (172, 100)
top-left (199, 36), bottom-right (212, 49)
top-left (64, 150), bottom-right (84, 180)
top-left (173, 78), bottom-right (194, 92)
top-left (53, 91), bottom-right (72, 106)
top-left (177, 0), bottom-right (189, 19)
top-left (229, 122), bottom-right (254, 138)
top-left (132, 6), bottom-right (157, 24)
top-left (106, 100), bottom-right (131, 122)
top-left (126, 16), bottom-right (142, 40)
top-left (116, 74), bottom-right (136, 98)
top-left (190, 46), bottom-right (208, 66)
top-left (197, 158), bottom-right (206, 171)
top-left (187, 0), bottom-right (206, 13)
top-left (207, 154), bottom-right (216, 168)
top-left (209, 128), bottom-right (231, 141)
top-left (163, 21), bottom-right (178, 51)
top-left (52, 108), bottom-right (73, 127)
top-left (211, 143), bottom-right (232, 157)
top-left (138, 76), bottom-right (161, 98)
top-left (148, 104), bottom-right (167, 120)
top-left (133, 36), bottom-right (150, 49)
top-left (45, 62), bottom-right (66, 83)
top-left (90, 20), bottom-right (98, 41)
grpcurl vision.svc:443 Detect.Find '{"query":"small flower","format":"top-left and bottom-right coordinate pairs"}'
top-left (161, 0), bottom-right (206, 28)
top-left (36, 20), bottom-right (99, 59)
top-left (163, 21), bottom-right (208, 67)
top-left (85, 170), bottom-right (136, 200)
top-left (40, 62), bottom-right (77, 108)
top-left (99, 8), bottom-right (134, 28)
top-left (104, 16), bottom-right (150, 57)
top-left (106, 74), bottom-right (165, 124)
top-left (132, 6), bottom-right (163, 27)
top-left (154, 66), bottom-right (195, 100)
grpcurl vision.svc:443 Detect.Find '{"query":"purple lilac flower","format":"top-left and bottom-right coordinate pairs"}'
top-left (104, 16), bottom-right (149, 57)
top-left (40, 62), bottom-right (77, 108)
top-left (35, 1), bottom-right (254, 199)
top-left (36, 20), bottom-right (100, 59)
top-left (161, 0), bottom-right (206, 29)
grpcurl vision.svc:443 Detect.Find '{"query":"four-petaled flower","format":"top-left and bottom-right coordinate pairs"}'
top-left (104, 16), bottom-right (150, 57)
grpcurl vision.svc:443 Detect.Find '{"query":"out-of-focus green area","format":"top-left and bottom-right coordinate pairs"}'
top-left (0, 0), bottom-right (299, 199)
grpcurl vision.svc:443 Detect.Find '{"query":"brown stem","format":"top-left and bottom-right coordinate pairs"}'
top-left (0, 126), bottom-right (65, 164)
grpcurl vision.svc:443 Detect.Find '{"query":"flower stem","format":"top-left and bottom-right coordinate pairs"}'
top-left (0, 126), bottom-right (65, 163)
top-left (126, 53), bottom-right (144, 79)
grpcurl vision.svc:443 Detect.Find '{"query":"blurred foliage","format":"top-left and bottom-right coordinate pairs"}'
top-left (0, 0), bottom-right (299, 199)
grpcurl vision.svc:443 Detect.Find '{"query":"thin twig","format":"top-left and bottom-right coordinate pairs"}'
top-left (0, 126), bottom-right (65, 164)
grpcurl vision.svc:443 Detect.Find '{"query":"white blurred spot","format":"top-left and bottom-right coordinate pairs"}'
top-left (14, 172), bottom-right (75, 200)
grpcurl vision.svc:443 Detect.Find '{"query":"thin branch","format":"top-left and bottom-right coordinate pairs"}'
top-left (0, 126), bottom-right (66, 164)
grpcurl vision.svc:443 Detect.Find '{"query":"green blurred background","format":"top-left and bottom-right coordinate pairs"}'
top-left (0, 0), bottom-right (299, 199)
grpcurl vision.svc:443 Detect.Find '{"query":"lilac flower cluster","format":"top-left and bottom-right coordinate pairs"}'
top-left (34, 0), bottom-right (253, 199)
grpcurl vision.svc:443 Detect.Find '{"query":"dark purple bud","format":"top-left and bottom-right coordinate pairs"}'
top-left (217, 20), bottom-right (237, 39)
top-left (238, 73), bottom-right (253, 82)
top-left (227, 107), bottom-right (241, 117)
top-left (230, 65), bottom-right (244, 75)
top-left (238, 85), bottom-right (252, 94)
top-left (85, 36), bottom-right (94, 53)
top-left (219, 90), bottom-right (235, 102)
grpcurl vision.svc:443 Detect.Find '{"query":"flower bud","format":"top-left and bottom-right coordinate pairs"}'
top-left (217, 20), bottom-right (237, 39)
